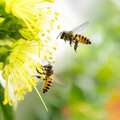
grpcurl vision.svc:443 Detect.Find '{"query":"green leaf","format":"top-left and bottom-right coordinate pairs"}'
top-left (0, 45), bottom-right (11, 63)
top-left (0, 105), bottom-right (4, 120)
top-left (0, 15), bottom-right (24, 40)
top-left (0, 84), bottom-right (14, 120)
top-left (0, 0), bottom-right (6, 16)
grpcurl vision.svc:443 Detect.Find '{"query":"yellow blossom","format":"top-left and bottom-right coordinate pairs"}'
top-left (4, 0), bottom-right (59, 41)
top-left (0, 0), bottom-right (60, 111)
top-left (2, 39), bottom-right (56, 111)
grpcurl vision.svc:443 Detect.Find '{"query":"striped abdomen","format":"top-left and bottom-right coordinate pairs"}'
top-left (74, 34), bottom-right (91, 44)
top-left (43, 77), bottom-right (53, 93)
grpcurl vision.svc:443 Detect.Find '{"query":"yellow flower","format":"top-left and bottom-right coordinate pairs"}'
top-left (2, 38), bottom-right (57, 111)
top-left (0, 17), bottom-right (5, 23)
top-left (4, 0), bottom-right (59, 41)
top-left (0, 0), bottom-right (60, 111)
top-left (2, 39), bottom-right (48, 110)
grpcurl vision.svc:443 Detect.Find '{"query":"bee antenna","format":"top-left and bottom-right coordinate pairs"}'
top-left (48, 61), bottom-right (51, 65)
top-left (56, 32), bottom-right (62, 39)
top-left (46, 59), bottom-right (52, 65)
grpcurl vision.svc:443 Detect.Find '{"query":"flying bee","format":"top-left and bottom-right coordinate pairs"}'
top-left (36, 63), bottom-right (54, 93)
top-left (57, 21), bottom-right (91, 52)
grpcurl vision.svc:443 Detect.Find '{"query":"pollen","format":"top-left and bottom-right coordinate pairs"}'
top-left (51, 19), bottom-right (55, 22)
top-left (21, 96), bottom-right (24, 100)
top-left (55, 17), bottom-right (58, 20)
top-left (41, 33), bottom-right (45, 36)
top-left (37, 64), bottom-right (42, 69)
top-left (49, 52), bottom-right (53, 55)
top-left (9, 102), bottom-right (12, 106)
top-left (57, 25), bottom-right (60, 29)
top-left (47, 29), bottom-right (50, 33)
top-left (49, 56), bottom-right (53, 59)
top-left (52, 60), bottom-right (55, 63)
top-left (52, 46), bottom-right (57, 50)
top-left (17, 97), bottom-right (21, 101)
top-left (41, 43), bottom-right (45, 47)
top-left (13, 100), bottom-right (16, 103)
top-left (46, 36), bottom-right (51, 40)
top-left (44, 40), bottom-right (48, 43)
top-left (47, 7), bottom-right (50, 9)
top-left (41, 75), bottom-right (46, 80)
top-left (55, 12), bottom-right (59, 16)
top-left (28, 87), bottom-right (32, 92)
top-left (0, 17), bottom-right (5, 23)
top-left (3, 100), bottom-right (8, 105)
top-left (44, 55), bottom-right (47, 59)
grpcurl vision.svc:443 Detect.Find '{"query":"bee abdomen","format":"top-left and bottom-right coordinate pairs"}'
top-left (43, 78), bottom-right (53, 93)
top-left (47, 84), bottom-right (51, 86)
top-left (48, 81), bottom-right (52, 83)
top-left (84, 37), bottom-right (91, 44)
top-left (46, 86), bottom-right (50, 89)
top-left (86, 39), bottom-right (91, 44)
top-left (78, 35), bottom-right (91, 44)
top-left (43, 89), bottom-right (47, 93)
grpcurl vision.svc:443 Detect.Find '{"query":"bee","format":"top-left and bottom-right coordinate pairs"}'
top-left (42, 64), bottom-right (54, 93)
top-left (36, 63), bottom-right (54, 93)
top-left (57, 21), bottom-right (91, 52)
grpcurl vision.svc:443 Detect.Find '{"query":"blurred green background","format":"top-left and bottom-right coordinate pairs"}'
top-left (14, 0), bottom-right (120, 120)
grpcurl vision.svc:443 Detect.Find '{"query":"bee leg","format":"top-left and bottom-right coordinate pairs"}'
top-left (74, 41), bottom-right (78, 52)
top-left (35, 75), bottom-right (41, 79)
top-left (36, 67), bottom-right (42, 74)
top-left (43, 78), bottom-right (47, 81)
top-left (43, 72), bottom-right (46, 75)
top-left (35, 75), bottom-right (46, 81)
top-left (64, 39), bottom-right (66, 43)
top-left (64, 35), bottom-right (68, 43)
top-left (43, 89), bottom-right (47, 93)
top-left (70, 38), bottom-right (72, 47)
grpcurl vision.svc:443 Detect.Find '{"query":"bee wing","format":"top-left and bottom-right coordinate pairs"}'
top-left (52, 75), bottom-right (66, 86)
top-left (72, 21), bottom-right (90, 34)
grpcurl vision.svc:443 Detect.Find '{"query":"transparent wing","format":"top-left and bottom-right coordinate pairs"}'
top-left (52, 75), bottom-right (66, 86)
top-left (72, 21), bottom-right (90, 34)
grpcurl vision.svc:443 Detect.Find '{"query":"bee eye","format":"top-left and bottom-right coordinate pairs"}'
top-left (63, 32), bottom-right (66, 34)
top-left (61, 32), bottom-right (66, 38)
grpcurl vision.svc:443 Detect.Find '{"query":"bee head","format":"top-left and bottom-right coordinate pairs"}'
top-left (48, 64), bottom-right (52, 68)
top-left (61, 31), bottom-right (66, 39)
